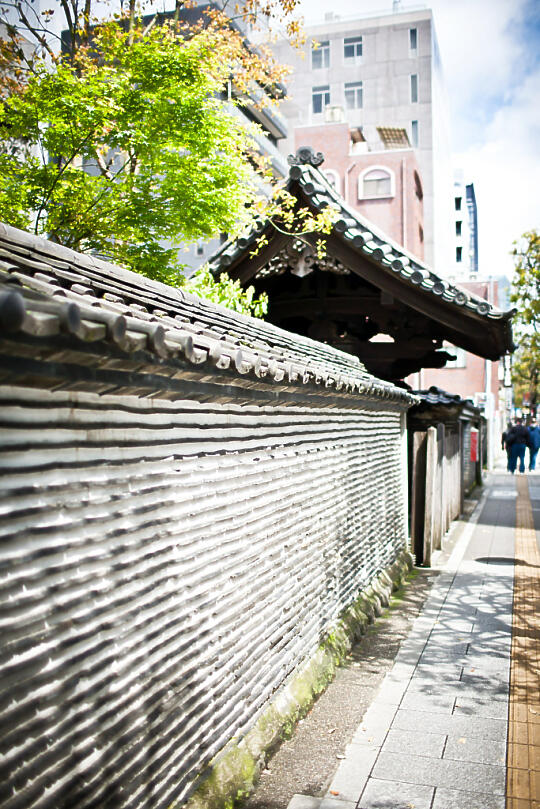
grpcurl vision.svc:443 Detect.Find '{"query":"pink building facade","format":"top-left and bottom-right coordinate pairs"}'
top-left (420, 280), bottom-right (506, 467)
top-left (294, 122), bottom-right (425, 260)
top-left (421, 280), bottom-right (502, 405)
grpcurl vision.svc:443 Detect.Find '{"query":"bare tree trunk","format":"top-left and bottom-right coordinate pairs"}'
top-left (82, 0), bottom-right (92, 45)
top-left (128, 0), bottom-right (136, 45)
top-left (59, 0), bottom-right (77, 61)
top-left (174, 0), bottom-right (183, 33)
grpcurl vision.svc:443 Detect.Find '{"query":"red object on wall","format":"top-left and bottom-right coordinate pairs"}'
top-left (470, 428), bottom-right (478, 462)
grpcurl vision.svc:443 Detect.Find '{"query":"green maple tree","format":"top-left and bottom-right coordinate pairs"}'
top-left (511, 230), bottom-right (540, 416)
top-left (0, 1), bottom-right (336, 317)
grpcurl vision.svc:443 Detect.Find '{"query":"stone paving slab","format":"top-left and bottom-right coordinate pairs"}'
top-left (435, 618), bottom-right (475, 631)
top-left (417, 641), bottom-right (471, 660)
top-left (418, 645), bottom-right (510, 664)
top-left (373, 678), bottom-right (410, 706)
top-left (328, 747), bottom-right (378, 802)
top-left (405, 680), bottom-right (510, 702)
top-left (469, 625), bottom-right (514, 638)
top-left (412, 662), bottom-right (464, 679)
top-left (288, 796), bottom-right (356, 809)
top-left (281, 470), bottom-right (540, 809)
top-left (472, 615), bottom-right (513, 628)
top-left (358, 778), bottom-right (434, 809)
top-left (460, 666), bottom-right (510, 682)
top-left (382, 727), bottom-right (446, 758)
top-left (318, 799), bottom-right (355, 809)
top-left (391, 708), bottom-right (508, 740)
top-left (431, 787), bottom-right (505, 809)
top-left (321, 478), bottom-right (516, 808)
top-left (453, 695), bottom-right (510, 719)
top-left (281, 474), bottom-right (539, 809)
top-left (351, 704), bottom-right (396, 747)
top-left (443, 734), bottom-right (506, 766)
top-left (398, 692), bottom-right (457, 714)
top-left (463, 651), bottom-right (513, 671)
top-left (467, 636), bottom-right (513, 653)
top-left (371, 750), bottom-right (506, 794)
top-left (288, 796), bottom-right (324, 809)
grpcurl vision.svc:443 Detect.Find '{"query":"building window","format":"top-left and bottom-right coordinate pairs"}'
top-left (409, 27), bottom-right (418, 53)
top-left (456, 246), bottom-right (463, 262)
top-left (360, 166), bottom-right (394, 198)
top-left (455, 196), bottom-right (462, 211)
top-left (312, 40), bottom-right (330, 69)
top-left (344, 81), bottom-right (363, 109)
top-left (344, 36), bottom-right (363, 63)
top-left (312, 85), bottom-right (330, 114)
top-left (456, 221), bottom-right (462, 237)
top-left (323, 169), bottom-right (340, 193)
top-left (411, 120), bottom-right (418, 146)
top-left (410, 73), bottom-right (418, 103)
top-left (419, 224), bottom-right (424, 243)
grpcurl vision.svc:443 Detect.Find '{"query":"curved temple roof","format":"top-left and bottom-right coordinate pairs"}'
top-left (209, 147), bottom-right (514, 381)
top-left (0, 221), bottom-right (415, 407)
top-left (409, 386), bottom-right (483, 421)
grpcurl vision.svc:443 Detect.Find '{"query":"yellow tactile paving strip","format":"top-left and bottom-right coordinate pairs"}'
top-left (507, 476), bottom-right (540, 808)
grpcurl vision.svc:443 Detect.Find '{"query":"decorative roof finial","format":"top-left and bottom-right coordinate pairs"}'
top-left (287, 146), bottom-right (325, 167)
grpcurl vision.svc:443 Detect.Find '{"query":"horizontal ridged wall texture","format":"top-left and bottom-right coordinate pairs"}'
top-left (462, 422), bottom-right (475, 492)
top-left (0, 385), bottom-right (406, 809)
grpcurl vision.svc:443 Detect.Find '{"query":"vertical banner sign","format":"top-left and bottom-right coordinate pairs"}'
top-left (470, 427), bottom-right (479, 462)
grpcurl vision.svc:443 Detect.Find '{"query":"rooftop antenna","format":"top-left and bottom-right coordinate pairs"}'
top-left (392, 0), bottom-right (403, 11)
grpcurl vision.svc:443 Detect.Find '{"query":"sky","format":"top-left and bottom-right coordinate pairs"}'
top-left (295, 0), bottom-right (540, 280)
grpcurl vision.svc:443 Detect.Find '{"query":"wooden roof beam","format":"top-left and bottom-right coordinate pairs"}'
top-left (357, 340), bottom-right (443, 361)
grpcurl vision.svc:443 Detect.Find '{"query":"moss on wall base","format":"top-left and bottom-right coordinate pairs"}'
top-left (180, 548), bottom-right (413, 809)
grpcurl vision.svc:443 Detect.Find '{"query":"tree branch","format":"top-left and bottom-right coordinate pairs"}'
top-left (59, 0), bottom-right (76, 61)
top-left (82, 0), bottom-right (92, 45)
top-left (128, 0), bottom-right (136, 46)
top-left (49, 154), bottom-right (134, 239)
top-left (142, 15), bottom-right (157, 36)
top-left (34, 132), bottom-right (95, 233)
top-left (173, 0), bottom-right (184, 34)
top-left (13, 2), bottom-right (56, 59)
top-left (94, 148), bottom-right (113, 180)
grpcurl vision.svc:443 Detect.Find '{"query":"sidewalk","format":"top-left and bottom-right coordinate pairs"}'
top-left (249, 467), bottom-right (540, 809)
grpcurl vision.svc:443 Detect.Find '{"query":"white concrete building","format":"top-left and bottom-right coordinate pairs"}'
top-left (451, 171), bottom-right (479, 279)
top-left (271, 6), bottom-right (455, 274)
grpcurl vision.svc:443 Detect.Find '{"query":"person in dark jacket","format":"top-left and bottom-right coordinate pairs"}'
top-left (506, 418), bottom-right (531, 474)
top-left (501, 423), bottom-right (513, 471)
top-left (528, 419), bottom-right (540, 471)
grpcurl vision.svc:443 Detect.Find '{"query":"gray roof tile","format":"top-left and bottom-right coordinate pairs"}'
top-left (0, 222), bottom-right (416, 405)
top-left (208, 148), bottom-right (514, 350)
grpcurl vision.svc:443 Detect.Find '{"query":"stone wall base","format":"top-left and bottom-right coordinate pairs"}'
top-left (182, 548), bottom-right (414, 809)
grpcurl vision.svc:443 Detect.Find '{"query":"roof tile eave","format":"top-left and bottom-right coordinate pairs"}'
top-left (0, 221), bottom-right (417, 407)
top-left (294, 165), bottom-right (514, 322)
top-left (207, 156), bottom-right (512, 337)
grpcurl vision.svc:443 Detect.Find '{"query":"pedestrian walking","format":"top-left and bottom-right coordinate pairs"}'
top-left (528, 419), bottom-right (540, 471)
top-left (506, 417), bottom-right (531, 474)
top-left (501, 422), bottom-right (512, 471)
